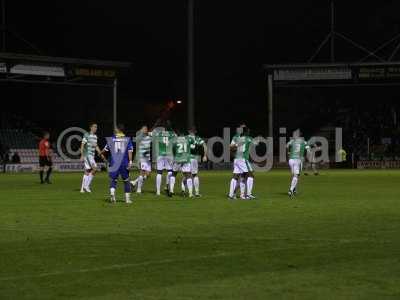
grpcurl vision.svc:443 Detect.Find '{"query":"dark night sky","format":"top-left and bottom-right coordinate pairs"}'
top-left (3, 1), bottom-right (400, 135)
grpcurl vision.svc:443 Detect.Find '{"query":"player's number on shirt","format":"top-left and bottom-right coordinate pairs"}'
top-left (114, 140), bottom-right (126, 153)
top-left (177, 143), bottom-right (187, 153)
top-left (163, 137), bottom-right (169, 146)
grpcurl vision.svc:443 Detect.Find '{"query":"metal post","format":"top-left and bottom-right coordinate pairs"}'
top-left (330, 0), bottom-right (335, 62)
top-left (1, 0), bottom-right (5, 52)
top-left (113, 78), bottom-right (117, 129)
top-left (267, 73), bottom-right (273, 138)
top-left (187, 0), bottom-right (195, 128)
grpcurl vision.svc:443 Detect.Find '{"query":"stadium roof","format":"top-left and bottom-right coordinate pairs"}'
top-left (0, 52), bottom-right (131, 87)
top-left (263, 60), bottom-right (400, 137)
top-left (264, 61), bottom-right (400, 70)
top-left (0, 52), bottom-right (131, 68)
top-left (0, 52), bottom-right (131, 127)
top-left (264, 61), bottom-right (400, 88)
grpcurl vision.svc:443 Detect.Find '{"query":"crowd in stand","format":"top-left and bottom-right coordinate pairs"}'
top-left (0, 113), bottom-right (41, 166)
top-left (337, 104), bottom-right (400, 160)
top-left (279, 95), bottom-right (400, 162)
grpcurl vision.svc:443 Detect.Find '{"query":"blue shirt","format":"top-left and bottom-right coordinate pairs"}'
top-left (104, 135), bottom-right (133, 167)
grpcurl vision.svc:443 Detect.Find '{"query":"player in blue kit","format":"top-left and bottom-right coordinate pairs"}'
top-left (102, 124), bottom-right (134, 204)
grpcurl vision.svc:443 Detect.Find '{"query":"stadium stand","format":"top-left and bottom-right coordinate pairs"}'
top-left (0, 123), bottom-right (64, 164)
top-left (0, 129), bottom-right (37, 149)
top-left (297, 99), bottom-right (400, 162)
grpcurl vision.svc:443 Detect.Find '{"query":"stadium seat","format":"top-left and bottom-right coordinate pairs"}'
top-left (1, 130), bottom-right (62, 164)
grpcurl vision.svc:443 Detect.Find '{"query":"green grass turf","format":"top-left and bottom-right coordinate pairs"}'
top-left (0, 170), bottom-right (400, 299)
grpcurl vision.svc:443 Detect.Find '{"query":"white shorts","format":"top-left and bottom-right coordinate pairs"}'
top-left (84, 156), bottom-right (97, 171)
top-left (289, 158), bottom-right (302, 175)
top-left (139, 159), bottom-right (151, 172)
top-left (173, 162), bottom-right (192, 173)
top-left (190, 158), bottom-right (199, 174)
top-left (233, 158), bottom-right (251, 174)
top-left (157, 156), bottom-right (172, 171)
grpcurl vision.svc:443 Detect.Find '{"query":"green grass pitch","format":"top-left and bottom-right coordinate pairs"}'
top-left (0, 170), bottom-right (400, 299)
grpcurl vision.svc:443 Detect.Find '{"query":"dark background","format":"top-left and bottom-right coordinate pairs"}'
top-left (2, 1), bottom-right (400, 137)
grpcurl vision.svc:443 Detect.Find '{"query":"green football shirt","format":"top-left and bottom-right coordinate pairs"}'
top-left (188, 134), bottom-right (205, 160)
top-left (82, 133), bottom-right (97, 158)
top-left (173, 136), bottom-right (191, 163)
top-left (137, 133), bottom-right (152, 160)
top-left (232, 135), bottom-right (254, 160)
top-left (287, 138), bottom-right (310, 159)
top-left (153, 130), bottom-right (176, 157)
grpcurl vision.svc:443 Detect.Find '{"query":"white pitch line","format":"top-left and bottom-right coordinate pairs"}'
top-left (0, 252), bottom-right (235, 282)
top-left (0, 237), bottom-right (385, 282)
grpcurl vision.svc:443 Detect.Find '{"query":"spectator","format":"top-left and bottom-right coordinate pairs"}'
top-left (11, 152), bottom-right (21, 164)
top-left (3, 147), bottom-right (10, 163)
top-left (337, 148), bottom-right (347, 168)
